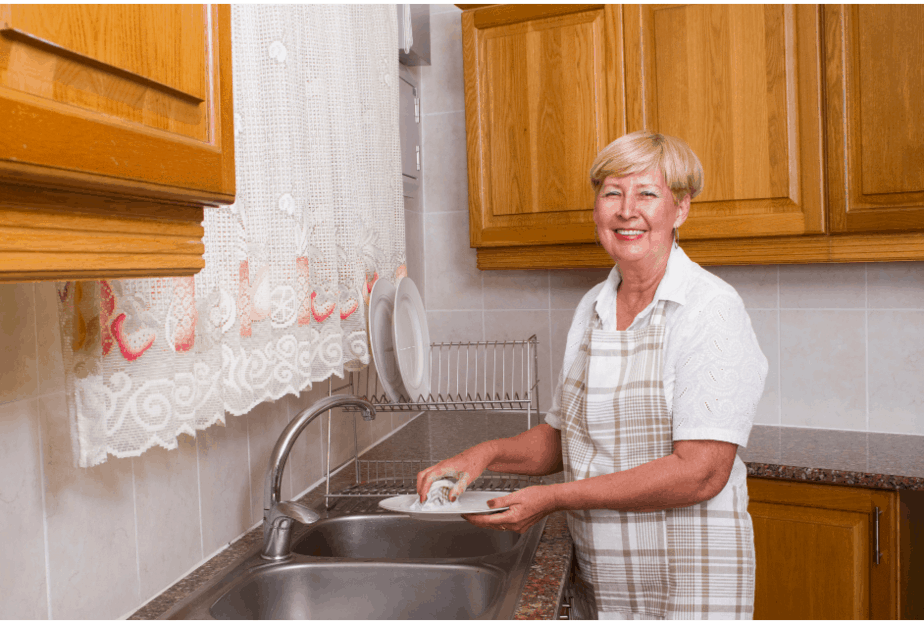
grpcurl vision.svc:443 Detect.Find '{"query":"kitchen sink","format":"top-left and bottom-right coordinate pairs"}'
top-left (161, 512), bottom-right (545, 619)
top-left (292, 514), bottom-right (521, 559)
top-left (209, 562), bottom-right (505, 620)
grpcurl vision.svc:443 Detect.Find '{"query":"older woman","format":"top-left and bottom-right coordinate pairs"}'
top-left (417, 131), bottom-right (767, 619)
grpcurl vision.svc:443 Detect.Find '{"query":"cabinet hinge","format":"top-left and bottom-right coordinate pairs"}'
top-left (414, 94), bottom-right (420, 123)
top-left (416, 145), bottom-right (420, 171)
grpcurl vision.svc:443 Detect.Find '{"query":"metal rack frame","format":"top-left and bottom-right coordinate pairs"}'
top-left (323, 335), bottom-right (540, 509)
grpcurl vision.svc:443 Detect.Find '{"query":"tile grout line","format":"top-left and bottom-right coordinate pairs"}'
top-left (195, 435), bottom-right (205, 560)
top-left (131, 459), bottom-right (142, 603)
top-left (35, 397), bottom-right (54, 620)
top-left (776, 266), bottom-right (782, 462)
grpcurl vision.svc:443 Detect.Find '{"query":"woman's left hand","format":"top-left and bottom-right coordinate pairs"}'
top-left (462, 485), bottom-right (558, 534)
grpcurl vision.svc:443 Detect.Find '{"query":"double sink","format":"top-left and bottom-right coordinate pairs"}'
top-left (161, 511), bottom-right (546, 619)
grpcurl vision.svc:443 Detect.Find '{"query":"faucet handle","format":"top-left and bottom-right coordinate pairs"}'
top-left (274, 501), bottom-right (320, 525)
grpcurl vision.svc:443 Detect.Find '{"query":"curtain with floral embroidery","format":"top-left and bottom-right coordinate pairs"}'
top-left (55, 5), bottom-right (405, 468)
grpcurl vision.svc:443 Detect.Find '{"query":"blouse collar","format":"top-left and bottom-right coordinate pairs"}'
top-left (595, 244), bottom-right (692, 320)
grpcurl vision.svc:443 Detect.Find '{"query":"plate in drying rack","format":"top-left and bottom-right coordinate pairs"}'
top-left (393, 277), bottom-right (430, 401)
top-left (368, 278), bottom-right (407, 403)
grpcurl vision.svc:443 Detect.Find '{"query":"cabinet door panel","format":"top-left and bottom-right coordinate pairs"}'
top-left (0, 4), bottom-right (233, 201)
top-left (625, 5), bottom-right (824, 240)
top-left (750, 501), bottom-right (868, 619)
top-left (825, 5), bottom-right (924, 232)
top-left (464, 5), bottom-right (624, 247)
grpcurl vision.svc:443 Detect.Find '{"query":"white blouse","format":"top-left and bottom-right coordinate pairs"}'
top-left (544, 245), bottom-right (768, 448)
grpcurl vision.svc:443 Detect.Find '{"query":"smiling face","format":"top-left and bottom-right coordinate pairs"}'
top-left (593, 168), bottom-right (690, 273)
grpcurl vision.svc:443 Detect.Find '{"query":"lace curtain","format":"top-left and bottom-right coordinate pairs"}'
top-left (56, 5), bottom-right (405, 468)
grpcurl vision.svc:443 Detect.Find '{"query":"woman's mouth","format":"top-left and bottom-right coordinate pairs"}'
top-left (614, 229), bottom-right (645, 240)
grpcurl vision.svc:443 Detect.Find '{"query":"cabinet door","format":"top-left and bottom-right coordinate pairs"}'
top-left (0, 4), bottom-right (234, 203)
top-left (825, 5), bottom-right (924, 233)
top-left (748, 478), bottom-right (898, 620)
top-left (624, 5), bottom-right (825, 241)
top-left (463, 5), bottom-right (624, 248)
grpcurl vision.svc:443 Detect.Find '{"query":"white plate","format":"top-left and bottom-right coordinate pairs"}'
top-left (368, 278), bottom-right (407, 403)
top-left (378, 492), bottom-right (510, 522)
top-left (393, 277), bottom-right (430, 401)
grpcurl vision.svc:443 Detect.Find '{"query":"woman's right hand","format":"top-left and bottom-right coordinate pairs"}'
top-left (416, 444), bottom-right (494, 503)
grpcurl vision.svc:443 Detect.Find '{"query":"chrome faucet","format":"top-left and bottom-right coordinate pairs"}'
top-left (261, 394), bottom-right (375, 560)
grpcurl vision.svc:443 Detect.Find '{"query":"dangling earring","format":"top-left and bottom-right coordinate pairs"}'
top-left (673, 227), bottom-right (680, 248)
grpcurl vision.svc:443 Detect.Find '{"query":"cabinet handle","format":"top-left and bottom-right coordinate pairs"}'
top-left (874, 507), bottom-right (882, 565)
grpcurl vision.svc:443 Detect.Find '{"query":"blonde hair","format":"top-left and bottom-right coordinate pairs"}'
top-left (589, 131), bottom-right (704, 205)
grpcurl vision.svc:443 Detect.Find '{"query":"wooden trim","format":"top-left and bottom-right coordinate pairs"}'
top-left (475, 231), bottom-right (924, 269)
top-left (214, 4), bottom-right (236, 198)
top-left (470, 4), bottom-right (603, 29)
top-left (461, 9), bottom-right (484, 247)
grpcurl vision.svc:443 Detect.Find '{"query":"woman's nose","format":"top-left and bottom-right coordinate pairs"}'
top-left (616, 196), bottom-right (637, 218)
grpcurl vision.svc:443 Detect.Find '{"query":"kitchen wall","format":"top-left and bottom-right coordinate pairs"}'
top-left (417, 6), bottom-right (924, 437)
top-left (0, 280), bottom-right (413, 619)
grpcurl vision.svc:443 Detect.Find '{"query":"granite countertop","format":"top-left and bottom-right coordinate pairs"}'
top-left (130, 414), bottom-right (924, 620)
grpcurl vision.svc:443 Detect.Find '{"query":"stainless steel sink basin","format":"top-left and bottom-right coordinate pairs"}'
top-left (161, 512), bottom-right (546, 620)
top-left (292, 514), bottom-right (521, 559)
top-left (209, 562), bottom-right (505, 620)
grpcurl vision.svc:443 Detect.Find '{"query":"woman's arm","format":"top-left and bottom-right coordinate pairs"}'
top-left (482, 423), bottom-right (563, 476)
top-left (465, 439), bottom-right (737, 533)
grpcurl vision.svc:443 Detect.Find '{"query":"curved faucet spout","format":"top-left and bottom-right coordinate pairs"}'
top-left (261, 394), bottom-right (375, 560)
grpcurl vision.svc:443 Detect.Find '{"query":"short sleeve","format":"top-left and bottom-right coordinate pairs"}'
top-left (671, 293), bottom-right (768, 447)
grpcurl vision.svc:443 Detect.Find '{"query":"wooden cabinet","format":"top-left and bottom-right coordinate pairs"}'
top-left (624, 5), bottom-right (825, 242)
top-left (461, 4), bottom-right (924, 270)
top-left (748, 478), bottom-right (924, 620)
top-left (824, 5), bottom-right (924, 234)
top-left (0, 4), bottom-right (234, 282)
top-left (462, 4), bottom-right (624, 249)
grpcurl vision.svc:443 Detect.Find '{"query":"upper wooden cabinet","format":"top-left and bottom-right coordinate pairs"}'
top-left (0, 4), bottom-right (234, 282)
top-left (463, 4), bottom-right (924, 270)
top-left (624, 5), bottom-right (825, 241)
top-left (824, 5), bottom-right (924, 234)
top-left (463, 4), bottom-right (624, 248)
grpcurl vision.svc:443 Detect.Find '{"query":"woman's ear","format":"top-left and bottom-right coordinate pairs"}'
top-left (674, 194), bottom-right (691, 229)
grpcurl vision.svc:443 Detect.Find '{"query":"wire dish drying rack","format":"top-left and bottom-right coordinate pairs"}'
top-left (323, 335), bottom-right (541, 510)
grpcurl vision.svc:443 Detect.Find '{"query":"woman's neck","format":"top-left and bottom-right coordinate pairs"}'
top-left (615, 249), bottom-right (671, 314)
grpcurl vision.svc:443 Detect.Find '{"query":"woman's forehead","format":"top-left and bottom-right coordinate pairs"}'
top-left (601, 169), bottom-right (666, 187)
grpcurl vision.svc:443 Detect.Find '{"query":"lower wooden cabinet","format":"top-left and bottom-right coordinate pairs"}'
top-left (748, 478), bottom-right (924, 620)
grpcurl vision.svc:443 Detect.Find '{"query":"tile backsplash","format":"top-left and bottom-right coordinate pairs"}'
top-left (0, 284), bottom-right (410, 619)
top-left (1, 4), bottom-right (922, 619)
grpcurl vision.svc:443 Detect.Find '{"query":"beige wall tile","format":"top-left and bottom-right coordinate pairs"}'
top-left (549, 269), bottom-right (612, 311)
top-left (34, 282), bottom-right (65, 397)
top-left (706, 264), bottom-right (778, 309)
top-left (132, 438), bottom-right (202, 601)
top-left (483, 270), bottom-right (550, 311)
top-left (748, 310), bottom-right (780, 426)
top-left (868, 311), bottom-right (924, 435)
top-left (0, 283), bottom-right (38, 404)
top-left (40, 392), bottom-right (140, 619)
top-left (420, 110), bottom-right (468, 213)
top-left (420, 10), bottom-right (464, 115)
top-left (322, 407), bottom-right (360, 472)
top-left (779, 263), bottom-right (866, 309)
top-left (780, 310), bottom-right (866, 430)
top-left (0, 398), bottom-right (48, 619)
top-left (197, 413), bottom-right (253, 555)
top-left (423, 211), bottom-right (482, 310)
top-left (867, 262), bottom-right (924, 309)
top-left (404, 205), bottom-right (425, 307)
top-left (549, 310), bottom-right (573, 403)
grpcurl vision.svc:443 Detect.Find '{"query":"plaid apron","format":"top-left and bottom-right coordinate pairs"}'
top-left (560, 300), bottom-right (754, 619)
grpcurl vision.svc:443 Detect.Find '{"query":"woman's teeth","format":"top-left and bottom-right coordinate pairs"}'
top-left (616, 229), bottom-right (644, 235)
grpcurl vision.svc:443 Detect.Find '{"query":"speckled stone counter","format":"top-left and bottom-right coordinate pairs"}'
top-left (129, 414), bottom-right (924, 620)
